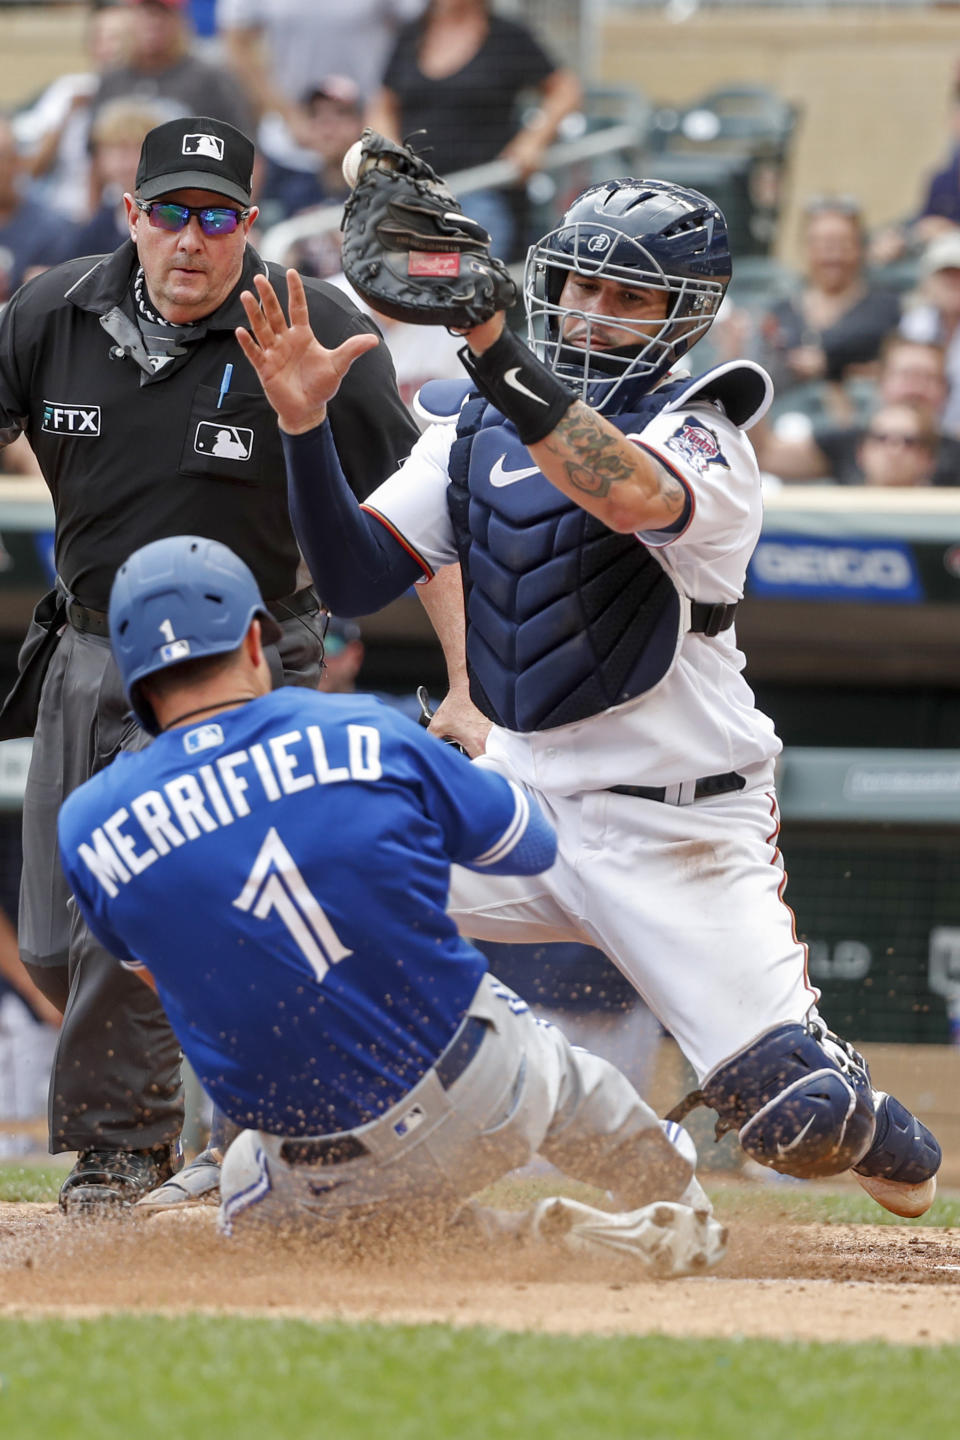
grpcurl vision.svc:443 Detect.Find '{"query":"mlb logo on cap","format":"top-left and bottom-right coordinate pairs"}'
top-left (136, 116), bottom-right (255, 207)
top-left (182, 133), bottom-right (225, 161)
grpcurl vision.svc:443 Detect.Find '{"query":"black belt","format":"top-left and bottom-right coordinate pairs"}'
top-left (610, 770), bottom-right (746, 803)
top-left (279, 1015), bottom-right (490, 1168)
top-left (64, 585), bottom-right (320, 639)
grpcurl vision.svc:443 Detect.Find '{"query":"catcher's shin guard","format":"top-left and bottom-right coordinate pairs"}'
top-left (852, 1092), bottom-right (941, 1217)
top-left (702, 1020), bottom-right (876, 1179)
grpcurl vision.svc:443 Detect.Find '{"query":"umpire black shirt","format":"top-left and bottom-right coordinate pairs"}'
top-left (0, 241), bottom-right (419, 608)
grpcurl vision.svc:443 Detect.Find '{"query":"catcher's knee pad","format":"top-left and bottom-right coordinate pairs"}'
top-left (853, 1092), bottom-right (941, 1184)
top-left (702, 1021), bottom-right (876, 1179)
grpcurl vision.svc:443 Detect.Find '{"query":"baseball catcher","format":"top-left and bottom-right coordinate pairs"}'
top-left (233, 145), bottom-right (942, 1224)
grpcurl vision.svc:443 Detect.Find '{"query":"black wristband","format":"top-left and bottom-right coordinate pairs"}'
top-left (458, 326), bottom-right (576, 444)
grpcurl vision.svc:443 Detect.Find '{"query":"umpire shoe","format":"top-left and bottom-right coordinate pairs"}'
top-left (59, 1143), bottom-right (180, 1216)
top-left (135, 1148), bottom-right (222, 1214)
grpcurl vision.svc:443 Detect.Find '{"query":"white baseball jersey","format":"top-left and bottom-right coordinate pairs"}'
top-left (363, 387), bottom-right (781, 794)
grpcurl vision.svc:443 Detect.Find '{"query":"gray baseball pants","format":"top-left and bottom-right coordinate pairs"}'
top-left (219, 972), bottom-right (691, 1235)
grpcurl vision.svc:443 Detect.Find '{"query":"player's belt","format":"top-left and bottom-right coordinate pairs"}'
top-left (610, 770), bottom-right (746, 805)
top-left (64, 585), bottom-right (320, 638)
top-left (278, 1015), bottom-right (490, 1168)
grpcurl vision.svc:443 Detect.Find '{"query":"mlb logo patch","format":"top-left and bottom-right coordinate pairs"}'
top-left (664, 416), bottom-right (730, 475)
top-left (408, 252), bottom-right (460, 277)
top-left (42, 402), bottom-right (100, 436)
top-left (194, 421), bottom-right (253, 460)
top-left (182, 133), bottom-right (224, 160)
top-left (393, 1103), bottom-right (426, 1139)
top-left (160, 639), bottom-right (191, 663)
top-left (183, 723), bottom-right (224, 755)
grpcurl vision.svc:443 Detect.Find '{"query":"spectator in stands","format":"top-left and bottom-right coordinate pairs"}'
top-left (13, 1), bottom-right (134, 224)
top-left (856, 403), bottom-right (940, 489)
top-left (899, 232), bottom-right (960, 436)
top-left (365, 0), bottom-right (581, 260)
top-left (90, 0), bottom-right (254, 138)
top-left (0, 117), bottom-right (72, 303)
top-left (66, 99), bottom-right (167, 258)
top-left (752, 336), bottom-right (960, 487)
top-left (756, 198), bottom-right (901, 400)
top-left (258, 75), bottom-right (363, 225)
top-left (871, 73), bottom-right (960, 265)
top-left (219, 0), bottom-right (424, 206)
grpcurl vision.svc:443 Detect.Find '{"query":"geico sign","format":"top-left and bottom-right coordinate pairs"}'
top-left (752, 542), bottom-right (913, 590)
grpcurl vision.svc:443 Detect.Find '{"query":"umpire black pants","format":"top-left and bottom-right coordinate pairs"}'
top-left (19, 610), bottom-right (323, 1154)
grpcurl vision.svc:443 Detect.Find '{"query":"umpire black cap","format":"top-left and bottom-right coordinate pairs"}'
top-left (136, 116), bottom-right (255, 206)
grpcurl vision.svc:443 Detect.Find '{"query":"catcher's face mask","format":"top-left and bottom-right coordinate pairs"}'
top-left (524, 179), bottom-right (731, 412)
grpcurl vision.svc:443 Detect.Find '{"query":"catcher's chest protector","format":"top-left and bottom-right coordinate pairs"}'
top-left (446, 382), bottom-right (694, 732)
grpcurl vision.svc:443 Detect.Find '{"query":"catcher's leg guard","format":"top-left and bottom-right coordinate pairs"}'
top-left (852, 1092), bottom-right (941, 1217)
top-left (702, 1020), bottom-right (876, 1179)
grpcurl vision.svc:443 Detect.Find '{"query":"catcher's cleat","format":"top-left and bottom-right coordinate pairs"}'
top-left (59, 1143), bottom-right (180, 1216)
top-left (135, 1147), bottom-right (222, 1214)
top-left (854, 1172), bottom-right (937, 1219)
top-left (529, 1197), bottom-right (728, 1278)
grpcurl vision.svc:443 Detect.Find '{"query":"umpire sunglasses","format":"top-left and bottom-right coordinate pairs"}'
top-left (135, 199), bottom-right (252, 236)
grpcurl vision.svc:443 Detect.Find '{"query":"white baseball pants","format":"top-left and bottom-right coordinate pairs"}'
top-left (448, 764), bottom-right (820, 1080)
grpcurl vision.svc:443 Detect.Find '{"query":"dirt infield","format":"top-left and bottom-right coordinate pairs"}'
top-left (2, 1202), bottom-right (960, 1345)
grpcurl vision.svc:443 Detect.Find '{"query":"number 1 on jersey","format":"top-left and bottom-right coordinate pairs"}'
top-left (233, 827), bottom-right (351, 983)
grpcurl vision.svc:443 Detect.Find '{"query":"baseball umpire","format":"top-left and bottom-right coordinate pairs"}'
top-left (0, 116), bottom-right (419, 1212)
top-left (235, 134), bottom-right (942, 1220)
top-left (56, 534), bottom-right (726, 1275)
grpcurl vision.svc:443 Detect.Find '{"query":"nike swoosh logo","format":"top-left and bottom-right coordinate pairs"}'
top-left (775, 1114), bottom-right (817, 1156)
top-left (504, 367), bottom-right (548, 405)
top-left (490, 454), bottom-right (542, 487)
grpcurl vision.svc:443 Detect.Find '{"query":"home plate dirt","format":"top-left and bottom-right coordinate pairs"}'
top-left (2, 1203), bottom-right (960, 1345)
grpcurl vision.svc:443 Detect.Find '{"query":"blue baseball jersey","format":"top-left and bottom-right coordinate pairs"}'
top-left (58, 688), bottom-right (539, 1135)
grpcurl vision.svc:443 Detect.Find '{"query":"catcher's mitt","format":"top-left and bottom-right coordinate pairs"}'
top-left (340, 129), bottom-right (517, 329)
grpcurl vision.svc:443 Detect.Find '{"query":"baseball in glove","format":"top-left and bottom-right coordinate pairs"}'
top-left (340, 129), bottom-right (518, 329)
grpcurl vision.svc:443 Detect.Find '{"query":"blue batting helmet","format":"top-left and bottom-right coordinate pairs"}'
top-left (523, 177), bottom-right (732, 411)
top-left (109, 535), bottom-right (283, 734)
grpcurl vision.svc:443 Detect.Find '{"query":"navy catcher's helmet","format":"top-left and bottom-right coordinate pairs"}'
top-left (524, 178), bottom-right (732, 411)
top-left (109, 535), bottom-right (283, 734)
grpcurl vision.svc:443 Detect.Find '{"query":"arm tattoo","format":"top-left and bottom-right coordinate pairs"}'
top-left (544, 402), bottom-right (684, 514)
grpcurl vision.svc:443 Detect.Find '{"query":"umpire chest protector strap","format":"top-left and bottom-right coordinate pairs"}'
top-left (434, 370), bottom-right (744, 733)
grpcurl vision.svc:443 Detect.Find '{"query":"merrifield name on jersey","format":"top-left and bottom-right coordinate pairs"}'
top-left (77, 722), bottom-right (383, 898)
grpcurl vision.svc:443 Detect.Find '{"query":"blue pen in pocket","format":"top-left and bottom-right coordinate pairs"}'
top-left (217, 363), bottom-right (234, 409)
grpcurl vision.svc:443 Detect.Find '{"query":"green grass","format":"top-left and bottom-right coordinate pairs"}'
top-left (0, 1164), bottom-right (64, 1203)
top-left (0, 1317), bottom-right (959, 1440)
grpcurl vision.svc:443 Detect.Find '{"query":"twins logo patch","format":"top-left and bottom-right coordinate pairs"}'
top-left (194, 421), bottom-right (253, 460)
top-left (664, 416), bottom-right (730, 474)
top-left (182, 133), bottom-right (224, 159)
top-left (42, 402), bottom-right (100, 436)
